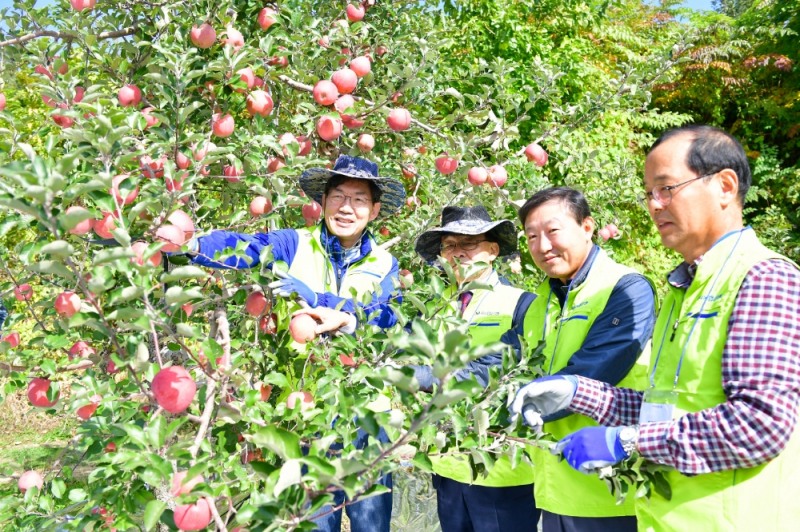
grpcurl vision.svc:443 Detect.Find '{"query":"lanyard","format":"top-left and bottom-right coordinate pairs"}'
top-left (647, 228), bottom-right (748, 390)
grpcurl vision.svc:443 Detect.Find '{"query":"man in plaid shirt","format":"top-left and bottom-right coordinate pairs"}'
top-left (510, 125), bottom-right (800, 530)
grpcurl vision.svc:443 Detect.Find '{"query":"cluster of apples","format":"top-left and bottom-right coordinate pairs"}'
top-left (430, 142), bottom-right (549, 188)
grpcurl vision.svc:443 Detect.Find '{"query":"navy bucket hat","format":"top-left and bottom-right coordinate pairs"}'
top-left (299, 155), bottom-right (406, 218)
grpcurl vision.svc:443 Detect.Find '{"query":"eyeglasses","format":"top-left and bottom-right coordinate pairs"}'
top-left (440, 239), bottom-right (488, 254)
top-left (326, 192), bottom-right (373, 209)
top-left (640, 172), bottom-right (717, 207)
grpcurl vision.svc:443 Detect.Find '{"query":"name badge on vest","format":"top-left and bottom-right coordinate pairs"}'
top-left (639, 388), bottom-right (678, 424)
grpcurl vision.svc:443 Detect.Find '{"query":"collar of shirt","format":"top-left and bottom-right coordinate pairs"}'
top-left (664, 228), bottom-right (750, 289)
top-left (548, 244), bottom-right (600, 306)
top-left (320, 224), bottom-right (374, 266)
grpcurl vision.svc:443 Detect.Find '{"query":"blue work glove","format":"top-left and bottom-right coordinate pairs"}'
top-left (554, 426), bottom-right (632, 474)
top-left (508, 375), bottom-right (578, 430)
top-left (268, 270), bottom-right (318, 307)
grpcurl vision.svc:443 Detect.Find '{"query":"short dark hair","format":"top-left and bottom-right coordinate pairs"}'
top-left (518, 186), bottom-right (592, 226)
top-left (650, 125), bottom-right (751, 205)
top-left (324, 175), bottom-right (382, 203)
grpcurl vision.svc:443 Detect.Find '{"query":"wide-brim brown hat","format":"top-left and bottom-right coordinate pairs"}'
top-left (299, 155), bottom-right (406, 218)
top-left (414, 205), bottom-right (518, 263)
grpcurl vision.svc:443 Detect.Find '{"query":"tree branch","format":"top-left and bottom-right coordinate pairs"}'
top-left (0, 27), bottom-right (138, 47)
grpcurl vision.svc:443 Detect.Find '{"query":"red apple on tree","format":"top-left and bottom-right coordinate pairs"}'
top-left (245, 292), bottom-right (270, 316)
top-left (267, 157), bottom-right (286, 174)
top-left (156, 224), bottom-right (186, 253)
top-left (249, 196), bottom-right (273, 217)
top-left (18, 471), bottom-right (43, 493)
top-left (190, 23), bottom-right (216, 48)
top-left (222, 26), bottom-right (244, 49)
top-left (167, 209), bottom-right (196, 241)
top-left (222, 164), bottom-right (243, 183)
top-left (70, 0), bottom-right (96, 10)
top-left (313, 80), bottom-right (339, 106)
top-left (487, 164), bottom-right (508, 187)
top-left (387, 108), bottom-right (411, 131)
top-left (334, 94), bottom-right (355, 113)
top-left (289, 314), bottom-right (317, 344)
top-left (0, 93), bottom-right (6, 111)
top-left (117, 84), bottom-right (142, 107)
top-left (14, 283), bottom-right (33, 301)
top-left (76, 394), bottom-right (102, 420)
top-left (55, 291), bottom-right (81, 317)
top-left (65, 206), bottom-right (93, 236)
top-left (349, 56), bottom-right (371, 77)
top-left (316, 115), bottom-right (343, 141)
top-left (171, 471), bottom-right (204, 497)
top-left (152, 366), bottom-right (197, 414)
top-left (297, 135), bottom-right (313, 156)
top-left (435, 155), bottom-right (458, 175)
top-left (258, 7), bottom-right (278, 30)
top-left (399, 269), bottom-right (414, 289)
top-left (176, 151), bottom-right (191, 170)
top-left (346, 4), bottom-right (365, 22)
top-left (524, 142), bottom-right (549, 167)
top-left (286, 390), bottom-right (314, 410)
top-left (173, 497), bottom-right (213, 531)
top-left (111, 174), bottom-right (139, 205)
top-left (246, 90), bottom-right (274, 117)
top-left (141, 107), bottom-right (159, 128)
top-left (69, 340), bottom-right (96, 360)
top-left (131, 241), bottom-right (162, 267)
top-left (211, 113), bottom-right (235, 138)
top-left (27, 378), bottom-right (59, 408)
top-left (302, 201), bottom-right (322, 225)
top-left (331, 68), bottom-right (358, 94)
top-left (93, 212), bottom-right (117, 239)
top-left (357, 133), bottom-right (375, 153)
top-left (467, 167), bottom-right (488, 186)
top-left (2, 332), bottom-right (20, 349)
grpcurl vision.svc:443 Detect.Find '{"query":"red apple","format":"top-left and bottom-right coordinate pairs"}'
top-left (297, 135), bottom-right (313, 156)
top-left (286, 390), bottom-right (314, 410)
top-left (171, 471), bottom-right (204, 497)
top-left (236, 67), bottom-right (256, 90)
top-left (331, 68), bottom-right (358, 95)
top-left (313, 80), bottom-right (339, 106)
top-left (14, 283), bottom-right (33, 301)
top-left (104, 441), bottom-right (117, 453)
top-left (70, 0), bottom-right (96, 10)
top-left (139, 154), bottom-right (166, 178)
top-left (65, 206), bottom-right (93, 236)
top-left (93, 212), bottom-right (117, 239)
top-left (156, 225), bottom-right (186, 253)
top-left (152, 366), bottom-right (197, 414)
top-left (375, 45), bottom-right (388, 57)
top-left (131, 241), bottom-right (162, 267)
top-left (399, 269), bottom-right (414, 288)
top-left (387, 108), bottom-right (411, 131)
top-left (167, 209), bottom-right (195, 241)
top-left (524, 142), bottom-right (548, 167)
top-left (173, 497), bottom-right (213, 531)
top-left (267, 157), bottom-right (286, 174)
top-left (222, 27), bottom-right (244, 49)
top-left (249, 196), bottom-right (273, 217)
top-left (339, 353), bottom-right (357, 367)
top-left (349, 56), bottom-right (371, 77)
top-left (18, 471), bottom-right (43, 493)
top-left (245, 292), bottom-right (270, 316)
top-left (357, 133), bottom-right (375, 153)
top-left (258, 7), bottom-right (278, 30)
top-left (190, 23), bottom-right (216, 48)
top-left (222, 164), bottom-right (243, 183)
top-left (211, 113), bottom-right (234, 138)
top-left (55, 291), bottom-right (81, 317)
top-left (289, 314), bottom-right (317, 344)
top-left (118, 84), bottom-right (142, 107)
top-left (111, 174), bottom-right (139, 205)
top-left (52, 113), bottom-right (74, 128)
top-left (341, 114), bottom-right (365, 129)
top-left (487, 164), bottom-right (508, 187)
top-left (69, 340), bottom-right (96, 360)
top-left (346, 4), bottom-right (365, 22)
top-left (246, 90), bottom-right (274, 117)
top-left (316, 115), bottom-right (343, 141)
top-left (76, 395), bottom-right (101, 420)
top-left (467, 167), bottom-right (488, 186)
top-left (2, 332), bottom-right (20, 349)
top-left (192, 142), bottom-right (215, 161)
top-left (141, 107), bottom-right (159, 128)
top-left (401, 164), bottom-right (416, 179)
top-left (27, 378), bottom-right (59, 408)
top-left (435, 156), bottom-right (458, 175)
top-left (259, 313), bottom-right (278, 334)
top-left (302, 201), bottom-right (322, 223)
top-left (334, 94), bottom-right (355, 113)
top-left (176, 151), bottom-right (191, 170)
top-left (0, 93), bottom-right (6, 112)
top-left (379, 226), bottom-right (390, 237)
top-left (318, 36), bottom-right (330, 48)
top-left (260, 383), bottom-right (273, 401)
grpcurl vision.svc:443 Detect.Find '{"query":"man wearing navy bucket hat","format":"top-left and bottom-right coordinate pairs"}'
top-left (187, 155), bottom-right (405, 532)
top-left (412, 205), bottom-right (541, 532)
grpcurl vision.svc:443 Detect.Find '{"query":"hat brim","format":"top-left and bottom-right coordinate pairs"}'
top-left (414, 219), bottom-right (518, 263)
top-left (299, 167), bottom-right (406, 218)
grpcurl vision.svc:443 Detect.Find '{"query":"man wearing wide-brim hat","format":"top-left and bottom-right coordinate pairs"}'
top-left (187, 155), bottom-right (404, 531)
top-left (189, 154), bottom-right (405, 332)
top-left (412, 205), bottom-right (541, 532)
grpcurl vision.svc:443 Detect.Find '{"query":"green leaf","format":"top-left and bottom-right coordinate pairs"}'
top-left (40, 240), bottom-right (74, 258)
top-left (27, 260), bottom-right (75, 279)
top-left (50, 478), bottom-right (66, 498)
top-left (162, 266), bottom-right (210, 282)
top-left (144, 500), bottom-right (166, 531)
top-left (273, 459), bottom-right (302, 497)
top-left (251, 426), bottom-right (302, 460)
top-left (68, 488), bottom-right (87, 502)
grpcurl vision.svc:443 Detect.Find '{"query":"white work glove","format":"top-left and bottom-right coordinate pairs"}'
top-left (509, 375), bottom-right (578, 430)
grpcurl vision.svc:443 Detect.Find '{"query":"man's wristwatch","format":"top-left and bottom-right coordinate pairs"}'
top-left (618, 425), bottom-right (639, 457)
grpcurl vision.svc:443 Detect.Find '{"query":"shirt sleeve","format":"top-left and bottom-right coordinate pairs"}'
top-left (191, 229), bottom-right (298, 269)
top-left (544, 273), bottom-right (656, 422)
top-left (637, 259), bottom-right (800, 474)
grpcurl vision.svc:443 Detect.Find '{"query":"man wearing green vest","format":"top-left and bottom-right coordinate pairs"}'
top-left (411, 205), bottom-right (540, 532)
top-left (188, 155), bottom-right (406, 532)
top-left (511, 126), bottom-right (800, 531)
top-left (510, 187), bottom-right (656, 531)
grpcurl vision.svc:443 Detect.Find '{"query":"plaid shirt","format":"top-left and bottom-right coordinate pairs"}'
top-left (570, 258), bottom-right (800, 475)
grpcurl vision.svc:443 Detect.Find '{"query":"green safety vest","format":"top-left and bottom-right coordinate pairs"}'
top-left (637, 228), bottom-right (800, 531)
top-left (431, 270), bottom-right (537, 487)
top-left (287, 226), bottom-right (395, 301)
top-left (527, 249), bottom-right (653, 517)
